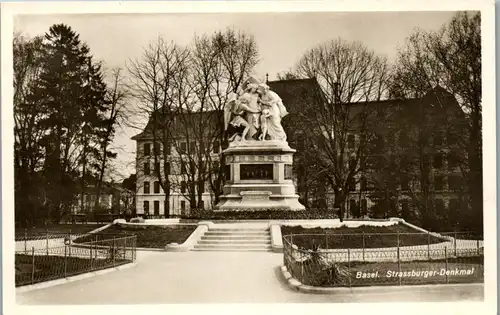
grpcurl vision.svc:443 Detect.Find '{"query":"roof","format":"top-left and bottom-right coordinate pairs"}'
top-left (131, 79), bottom-right (464, 141)
top-left (131, 109), bottom-right (222, 141)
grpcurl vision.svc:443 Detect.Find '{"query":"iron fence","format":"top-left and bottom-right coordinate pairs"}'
top-left (15, 234), bottom-right (137, 287)
top-left (283, 232), bottom-right (484, 288)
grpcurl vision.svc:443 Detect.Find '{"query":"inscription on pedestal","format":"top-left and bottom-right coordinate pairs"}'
top-left (240, 191), bottom-right (271, 202)
top-left (240, 164), bottom-right (273, 180)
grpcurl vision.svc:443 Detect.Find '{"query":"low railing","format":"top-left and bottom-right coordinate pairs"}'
top-left (282, 232), bottom-right (484, 288)
top-left (15, 234), bottom-right (137, 287)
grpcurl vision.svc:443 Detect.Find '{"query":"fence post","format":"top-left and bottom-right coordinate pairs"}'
top-left (124, 237), bottom-right (127, 261)
top-left (46, 228), bottom-right (49, 256)
top-left (454, 230), bottom-right (457, 258)
top-left (64, 244), bottom-right (68, 278)
top-left (95, 234), bottom-right (98, 260)
top-left (427, 231), bottom-right (431, 260)
top-left (90, 240), bottom-right (93, 270)
top-left (362, 232), bottom-right (365, 262)
top-left (477, 239), bottom-right (480, 256)
top-left (444, 247), bottom-right (448, 284)
top-left (24, 228), bottom-right (28, 255)
top-left (31, 247), bottom-right (35, 285)
top-left (397, 246), bottom-right (401, 286)
top-left (300, 251), bottom-right (304, 284)
top-left (68, 231), bottom-right (72, 257)
top-left (347, 248), bottom-right (351, 288)
top-left (113, 236), bottom-right (116, 267)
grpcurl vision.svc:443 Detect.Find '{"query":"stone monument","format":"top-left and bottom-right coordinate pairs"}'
top-left (215, 77), bottom-right (305, 211)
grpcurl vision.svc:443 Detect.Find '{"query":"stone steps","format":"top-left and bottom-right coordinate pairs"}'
top-left (193, 227), bottom-right (272, 252)
top-left (198, 239), bottom-right (272, 245)
top-left (201, 235), bottom-right (271, 240)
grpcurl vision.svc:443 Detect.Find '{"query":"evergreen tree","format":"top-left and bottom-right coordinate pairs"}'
top-left (32, 24), bottom-right (111, 222)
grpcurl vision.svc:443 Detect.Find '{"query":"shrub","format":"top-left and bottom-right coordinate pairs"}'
top-left (179, 208), bottom-right (338, 220)
top-left (130, 217), bottom-right (145, 223)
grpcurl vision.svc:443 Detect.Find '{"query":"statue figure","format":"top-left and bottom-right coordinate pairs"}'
top-left (224, 77), bottom-right (289, 145)
top-left (238, 83), bottom-right (261, 139)
top-left (223, 91), bottom-right (260, 144)
top-left (257, 83), bottom-right (288, 141)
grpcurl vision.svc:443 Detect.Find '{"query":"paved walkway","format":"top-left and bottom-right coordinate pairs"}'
top-left (17, 251), bottom-right (483, 304)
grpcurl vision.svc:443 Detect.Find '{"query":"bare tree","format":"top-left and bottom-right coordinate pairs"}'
top-left (127, 36), bottom-right (191, 216)
top-left (391, 12), bottom-right (481, 231)
top-left (92, 68), bottom-right (130, 212)
top-left (13, 33), bottom-right (46, 225)
top-left (293, 38), bottom-right (390, 221)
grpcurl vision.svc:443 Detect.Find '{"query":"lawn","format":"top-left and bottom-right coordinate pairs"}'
top-left (15, 224), bottom-right (106, 241)
top-left (289, 255), bottom-right (484, 287)
top-left (281, 224), bottom-right (446, 249)
top-left (73, 224), bottom-right (198, 248)
top-left (15, 253), bottom-right (130, 287)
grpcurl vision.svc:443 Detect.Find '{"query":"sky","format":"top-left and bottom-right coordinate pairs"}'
top-left (14, 11), bottom-right (457, 181)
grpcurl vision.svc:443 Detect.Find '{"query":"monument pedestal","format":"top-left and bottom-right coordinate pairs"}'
top-left (215, 140), bottom-right (305, 211)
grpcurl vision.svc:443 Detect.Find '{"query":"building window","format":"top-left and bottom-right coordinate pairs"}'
top-left (144, 143), bottom-right (151, 156)
top-left (359, 134), bottom-right (366, 146)
top-left (198, 181), bottom-right (205, 194)
top-left (448, 175), bottom-right (462, 191)
top-left (144, 162), bottom-right (150, 175)
top-left (447, 153), bottom-right (458, 170)
top-left (361, 199), bottom-right (367, 216)
top-left (433, 132), bottom-right (443, 146)
top-left (180, 200), bottom-right (186, 213)
top-left (449, 199), bottom-right (459, 211)
top-left (189, 141), bottom-right (196, 152)
top-left (180, 161), bottom-right (186, 174)
top-left (434, 176), bottom-right (444, 191)
top-left (400, 176), bottom-right (409, 191)
top-left (401, 200), bottom-right (409, 217)
top-left (348, 177), bottom-right (356, 191)
top-left (399, 132), bottom-right (409, 147)
top-left (360, 177), bottom-right (367, 191)
top-left (446, 131), bottom-right (457, 146)
top-left (376, 135), bottom-right (385, 150)
top-left (213, 161), bottom-right (220, 172)
top-left (143, 201), bottom-right (149, 214)
top-left (165, 162), bottom-right (171, 175)
top-left (153, 200), bottom-right (160, 215)
top-left (434, 199), bottom-right (445, 213)
top-left (143, 181), bottom-right (150, 194)
top-left (180, 142), bottom-right (187, 154)
top-left (213, 141), bottom-right (220, 154)
top-left (190, 160), bottom-right (196, 174)
top-left (387, 132), bottom-right (395, 147)
top-left (154, 162), bottom-right (160, 175)
top-left (181, 181), bottom-right (186, 194)
top-left (347, 134), bottom-right (355, 149)
top-left (349, 158), bottom-right (356, 170)
top-left (154, 142), bottom-right (161, 155)
top-left (154, 181), bottom-right (160, 194)
top-left (433, 153), bottom-right (443, 169)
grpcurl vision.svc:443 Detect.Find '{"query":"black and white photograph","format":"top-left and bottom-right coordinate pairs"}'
top-left (2, 1), bottom-right (496, 314)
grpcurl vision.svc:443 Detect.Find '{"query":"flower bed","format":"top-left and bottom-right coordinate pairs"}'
top-left (281, 224), bottom-right (446, 249)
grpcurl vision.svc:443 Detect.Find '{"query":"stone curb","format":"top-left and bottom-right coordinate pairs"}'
top-left (280, 265), bottom-right (483, 294)
top-left (16, 262), bottom-right (138, 294)
top-left (135, 247), bottom-right (165, 252)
